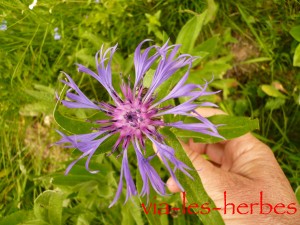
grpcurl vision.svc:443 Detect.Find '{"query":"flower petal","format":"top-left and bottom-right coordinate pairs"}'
top-left (155, 81), bottom-right (218, 116)
top-left (155, 95), bottom-right (199, 117)
top-left (109, 149), bottom-right (137, 207)
top-left (143, 43), bottom-right (194, 100)
top-left (134, 39), bottom-right (160, 88)
top-left (61, 72), bottom-right (101, 110)
top-left (55, 130), bottom-right (105, 151)
top-left (56, 131), bottom-right (112, 174)
top-left (133, 140), bottom-right (165, 199)
top-left (65, 149), bottom-right (93, 175)
top-left (77, 44), bottom-right (121, 102)
top-left (147, 135), bottom-right (192, 192)
top-left (166, 120), bottom-right (224, 139)
top-left (96, 44), bottom-right (117, 91)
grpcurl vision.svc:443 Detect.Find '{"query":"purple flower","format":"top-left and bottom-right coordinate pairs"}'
top-left (56, 40), bottom-right (223, 207)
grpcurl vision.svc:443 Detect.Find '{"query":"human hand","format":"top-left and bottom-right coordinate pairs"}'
top-left (167, 108), bottom-right (300, 225)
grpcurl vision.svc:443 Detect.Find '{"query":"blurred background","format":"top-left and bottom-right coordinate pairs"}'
top-left (0, 0), bottom-right (299, 224)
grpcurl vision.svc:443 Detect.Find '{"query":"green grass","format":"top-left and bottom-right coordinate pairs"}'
top-left (0, 0), bottom-right (300, 224)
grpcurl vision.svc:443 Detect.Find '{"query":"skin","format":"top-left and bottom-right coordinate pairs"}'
top-left (167, 108), bottom-right (300, 225)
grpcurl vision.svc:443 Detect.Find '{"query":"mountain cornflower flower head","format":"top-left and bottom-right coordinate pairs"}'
top-left (56, 39), bottom-right (223, 207)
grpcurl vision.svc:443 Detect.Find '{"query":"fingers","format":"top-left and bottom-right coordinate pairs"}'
top-left (187, 139), bottom-right (225, 165)
top-left (166, 107), bottom-right (232, 195)
top-left (206, 143), bottom-right (224, 165)
top-left (166, 176), bottom-right (181, 193)
top-left (169, 141), bottom-right (238, 198)
top-left (179, 107), bottom-right (227, 164)
top-left (221, 133), bottom-right (276, 176)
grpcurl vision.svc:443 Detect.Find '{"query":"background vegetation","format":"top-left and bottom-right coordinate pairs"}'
top-left (0, 0), bottom-right (299, 224)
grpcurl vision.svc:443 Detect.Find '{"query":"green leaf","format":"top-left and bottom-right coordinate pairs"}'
top-left (52, 163), bottom-right (110, 186)
top-left (191, 36), bottom-right (220, 67)
top-left (172, 115), bottom-right (259, 143)
top-left (193, 36), bottom-right (220, 55)
top-left (121, 199), bottom-right (144, 225)
top-left (112, 52), bottom-right (125, 72)
top-left (32, 83), bottom-right (56, 94)
top-left (210, 78), bottom-right (238, 99)
top-left (189, 56), bottom-right (232, 81)
top-left (0, 211), bottom-right (35, 225)
top-left (54, 109), bottom-right (95, 134)
top-left (143, 69), bottom-right (155, 88)
top-left (53, 86), bottom-right (93, 134)
top-left (53, 86), bottom-right (106, 134)
top-left (265, 98), bottom-right (286, 110)
top-left (296, 186), bottom-right (300, 204)
top-left (20, 83), bottom-right (57, 116)
top-left (75, 48), bottom-right (95, 66)
top-left (128, 200), bottom-right (144, 225)
top-left (293, 44), bottom-right (300, 67)
top-left (160, 128), bottom-right (225, 225)
top-left (23, 88), bottom-right (54, 102)
top-left (121, 205), bottom-right (135, 225)
top-left (80, 31), bottom-right (105, 49)
top-left (294, 88), bottom-right (300, 105)
top-left (53, 174), bottom-right (98, 186)
top-left (239, 57), bottom-right (272, 64)
top-left (143, 62), bottom-right (194, 105)
top-left (290, 25), bottom-right (300, 42)
top-left (260, 85), bottom-right (287, 99)
top-left (176, 10), bottom-right (207, 54)
top-left (20, 102), bottom-right (53, 116)
top-left (205, 0), bottom-right (218, 24)
top-left (123, 54), bottom-right (134, 75)
top-left (54, 99), bottom-right (117, 156)
top-left (34, 190), bottom-right (64, 225)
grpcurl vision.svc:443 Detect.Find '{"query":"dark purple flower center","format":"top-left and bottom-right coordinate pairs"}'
top-left (111, 97), bottom-right (157, 135)
top-left (93, 85), bottom-right (165, 150)
top-left (125, 111), bottom-right (138, 123)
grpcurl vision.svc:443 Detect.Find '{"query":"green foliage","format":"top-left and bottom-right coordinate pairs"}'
top-left (260, 84), bottom-right (287, 99)
top-left (293, 44), bottom-right (300, 67)
top-left (176, 11), bottom-right (208, 54)
top-left (290, 25), bottom-right (300, 66)
top-left (34, 191), bottom-right (63, 225)
top-left (296, 186), bottom-right (300, 204)
top-left (172, 115), bottom-right (259, 143)
top-left (0, 211), bottom-right (35, 225)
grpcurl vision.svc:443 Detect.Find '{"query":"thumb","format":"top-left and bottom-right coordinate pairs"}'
top-left (168, 141), bottom-right (240, 198)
